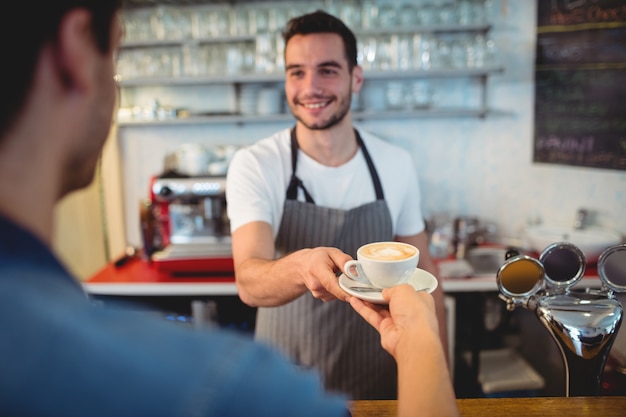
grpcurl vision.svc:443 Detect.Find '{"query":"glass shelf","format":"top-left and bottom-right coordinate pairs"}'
top-left (121, 35), bottom-right (258, 48)
top-left (116, 107), bottom-right (508, 127)
top-left (117, 65), bottom-right (504, 87)
top-left (117, 4), bottom-right (502, 122)
top-left (120, 24), bottom-right (492, 49)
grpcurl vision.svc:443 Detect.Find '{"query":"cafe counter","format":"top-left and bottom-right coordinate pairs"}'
top-left (350, 396), bottom-right (626, 417)
top-left (82, 257), bottom-right (603, 296)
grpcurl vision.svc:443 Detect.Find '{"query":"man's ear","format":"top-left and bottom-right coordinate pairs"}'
top-left (54, 9), bottom-right (94, 92)
top-left (351, 65), bottom-right (364, 94)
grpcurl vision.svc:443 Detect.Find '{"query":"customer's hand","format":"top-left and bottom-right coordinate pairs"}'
top-left (348, 284), bottom-right (439, 358)
top-left (350, 285), bottom-right (458, 417)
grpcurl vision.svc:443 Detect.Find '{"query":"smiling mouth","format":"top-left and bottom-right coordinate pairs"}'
top-left (304, 102), bottom-right (327, 109)
top-left (298, 98), bottom-right (332, 110)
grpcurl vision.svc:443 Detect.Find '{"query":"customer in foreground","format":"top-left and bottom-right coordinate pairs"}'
top-left (0, 0), bottom-right (458, 415)
top-left (350, 285), bottom-right (459, 417)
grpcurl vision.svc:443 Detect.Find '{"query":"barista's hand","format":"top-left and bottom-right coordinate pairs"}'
top-left (349, 284), bottom-right (439, 358)
top-left (297, 247), bottom-right (352, 302)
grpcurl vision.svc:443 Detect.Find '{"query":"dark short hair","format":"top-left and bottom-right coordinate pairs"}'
top-left (0, 0), bottom-right (123, 137)
top-left (282, 10), bottom-right (358, 71)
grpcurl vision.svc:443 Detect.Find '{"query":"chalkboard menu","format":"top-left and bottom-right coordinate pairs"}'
top-left (533, 0), bottom-right (626, 171)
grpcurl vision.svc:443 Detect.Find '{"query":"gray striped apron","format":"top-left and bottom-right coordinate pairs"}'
top-left (255, 128), bottom-right (397, 400)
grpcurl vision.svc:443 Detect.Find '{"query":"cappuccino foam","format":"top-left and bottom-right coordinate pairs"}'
top-left (361, 243), bottom-right (416, 261)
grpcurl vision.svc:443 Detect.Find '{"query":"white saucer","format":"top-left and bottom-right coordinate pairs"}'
top-left (339, 268), bottom-right (438, 305)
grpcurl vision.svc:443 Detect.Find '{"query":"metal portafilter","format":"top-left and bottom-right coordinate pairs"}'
top-left (496, 242), bottom-right (626, 397)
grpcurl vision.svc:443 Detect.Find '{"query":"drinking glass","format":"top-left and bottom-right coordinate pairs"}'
top-left (360, 36), bottom-right (377, 70)
top-left (231, 7), bottom-right (250, 36)
top-left (252, 7), bottom-right (270, 34)
top-left (417, 4), bottom-right (438, 26)
top-left (472, 0), bottom-right (490, 24)
top-left (116, 50), bottom-right (136, 80)
top-left (471, 34), bottom-right (487, 67)
top-left (269, 5), bottom-right (290, 33)
top-left (433, 39), bottom-right (452, 69)
top-left (385, 81), bottom-right (409, 110)
top-left (240, 42), bottom-right (257, 74)
top-left (209, 6), bottom-right (231, 38)
top-left (192, 6), bottom-right (212, 39)
top-left (438, 2), bottom-right (458, 25)
top-left (158, 47), bottom-right (182, 77)
top-left (375, 35), bottom-right (394, 70)
top-left (396, 34), bottom-right (413, 70)
top-left (398, 4), bottom-right (418, 27)
top-left (255, 33), bottom-right (276, 74)
top-left (339, 1), bottom-right (362, 29)
top-left (418, 34), bottom-right (437, 70)
top-left (225, 43), bottom-right (244, 75)
top-left (361, 0), bottom-right (379, 30)
top-left (274, 35), bottom-right (285, 71)
top-left (156, 6), bottom-right (193, 40)
top-left (208, 44), bottom-right (227, 76)
top-left (450, 39), bottom-right (467, 69)
top-left (411, 80), bottom-right (433, 108)
top-left (378, 4), bottom-right (397, 28)
top-left (180, 44), bottom-right (195, 76)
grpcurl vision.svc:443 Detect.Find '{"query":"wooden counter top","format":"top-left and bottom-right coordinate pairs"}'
top-left (350, 396), bottom-right (626, 416)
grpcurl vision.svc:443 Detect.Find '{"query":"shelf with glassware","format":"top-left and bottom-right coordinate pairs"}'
top-left (117, 65), bottom-right (504, 87)
top-left (116, 108), bottom-right (504, 127)
top-left (116, 22), bottom-right (496, 81)
top-left (116, 65), bottom-right (505, 125)
top-left (116, 64), bottom-right (504, 127)
top-left (119, 22), bottom-right (493, 49)
top-left (115, 20), bottom-right (503, 125)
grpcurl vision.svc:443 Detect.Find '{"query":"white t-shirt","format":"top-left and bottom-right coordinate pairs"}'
top-left (226, 128), bottom-right (425, 238)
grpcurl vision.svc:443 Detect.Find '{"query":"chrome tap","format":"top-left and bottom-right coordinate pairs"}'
top-left (536, 291), bottom-right (622, 396)
top-left (496, 243), bottom-right (626, 397)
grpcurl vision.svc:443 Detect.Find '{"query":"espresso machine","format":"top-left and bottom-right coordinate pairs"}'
top-left (148, 175), bottom-right (233, 275)
top-left (497, 243), bottom-right (626, 396)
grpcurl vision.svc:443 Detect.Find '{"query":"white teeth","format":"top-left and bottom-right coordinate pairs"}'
top-left (304, 102), bottom-right (327, 109)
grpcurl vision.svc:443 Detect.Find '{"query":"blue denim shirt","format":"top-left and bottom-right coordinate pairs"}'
top-left (0, 215), bottom-right (347, 416)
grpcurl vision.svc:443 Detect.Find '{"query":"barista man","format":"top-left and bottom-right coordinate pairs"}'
top-left (226, 10), bottom-right (448, 399)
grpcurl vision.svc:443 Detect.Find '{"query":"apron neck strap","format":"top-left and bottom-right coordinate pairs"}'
top-left (355, 130), bottom-right (385, 201)
top-left (287, 127), bottom-right (315, 203)
top-left (286, 127), bottom-right (385, 202)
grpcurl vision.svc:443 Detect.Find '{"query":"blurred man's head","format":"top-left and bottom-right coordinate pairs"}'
top-left (0, 0), bottom-right (123, 139)
top-left (1, 0), bottom-right (124, 200)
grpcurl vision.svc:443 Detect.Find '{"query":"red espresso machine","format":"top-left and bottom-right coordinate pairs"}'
top-left (148, 175), bottom-right (234, 277)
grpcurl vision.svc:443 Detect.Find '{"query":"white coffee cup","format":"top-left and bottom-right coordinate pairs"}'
top-left (344, 241), bottom-right (420, 288)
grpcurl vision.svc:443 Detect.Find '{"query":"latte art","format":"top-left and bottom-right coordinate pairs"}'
top-left (361, 243), bottom-right (417, 261)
